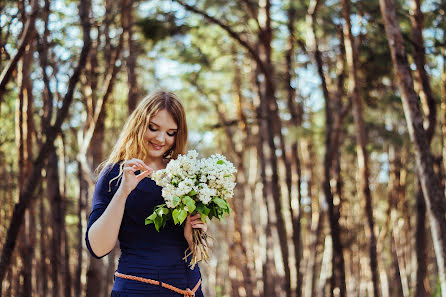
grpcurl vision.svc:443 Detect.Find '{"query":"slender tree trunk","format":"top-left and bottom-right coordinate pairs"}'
top-left (387, 146), bottom-right (405, 297)
top-left (85, 108), bottom-right (107, 297)
top-left (285, 7), bottom-right (303, 297)
top-left (47, 149), bottom-right (63, 297)
top-left (342, 1), bottom-right (380, 296)
top-left (121, 0), bottom-right (138, 113)
top-left (379, 1), bottom-right (446, 295)
top-left (76, 161), bottom-right (85, 297)
top-left (16, 19), bottom-right (35, 297)
top-left (258, 1), bottom-right (291, 294)
top-left (409, 2), bottom-right (437, 296)
top-left (253, 63), bottom-right (275, 297)
top-left (443, 49), bottom-right (446, 196)
top-left (307, 1), bottom-right (347, 296)
top-left (39, 190), bottom-right (48, 297)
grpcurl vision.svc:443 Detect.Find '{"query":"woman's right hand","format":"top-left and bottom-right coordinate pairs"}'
top-left (120, 159), bottom-right (153, 194)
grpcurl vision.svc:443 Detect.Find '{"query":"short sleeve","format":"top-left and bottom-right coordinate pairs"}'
top-left (85, 163), bottom-right (121, 258)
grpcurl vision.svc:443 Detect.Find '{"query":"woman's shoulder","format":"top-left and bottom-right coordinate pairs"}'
top-left (98, 162), bottom-right (122, 177)
top-left (96, 162), bottom-right (122, 190)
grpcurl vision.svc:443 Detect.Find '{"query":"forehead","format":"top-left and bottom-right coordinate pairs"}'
top-left (150, 109), bottom-right (178, 129)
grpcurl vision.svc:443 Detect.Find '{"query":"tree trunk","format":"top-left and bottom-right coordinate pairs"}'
top-left (409, 2), bottom-right (437, 296)
top-left (341, 1), bottom-right (380, 296)
top-left (121, 0), bottom-right (138, 113)
top-left (379, 1), bottom-right (446, 295)
top-left (47, 149), bottom-right (63, 297)
top-left (76, 161), bottom-right (85, 297)
top-left (85, 106), bottom-right (107, 297)
top-left (286, 7), bottom-right (303, 297)
top-left (307, 1), bottom-right (347, 296)
top-left (39, 190), bottom-right (48, 297)
top-left (387, 146), bottom-right (405, 297)
top-left (16, 19), bottom-right (35, 297)
top-left (258, 1), bottom-right (291, 295)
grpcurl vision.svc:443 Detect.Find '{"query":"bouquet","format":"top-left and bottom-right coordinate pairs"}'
top-left (145, 150), bottom-right (237, 269)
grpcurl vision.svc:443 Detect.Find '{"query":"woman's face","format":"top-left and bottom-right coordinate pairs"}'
top-left (144, 109), bottom-right (177, 160)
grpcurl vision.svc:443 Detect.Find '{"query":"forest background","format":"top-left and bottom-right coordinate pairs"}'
top-left (1, 0), bottom-right (446, 297)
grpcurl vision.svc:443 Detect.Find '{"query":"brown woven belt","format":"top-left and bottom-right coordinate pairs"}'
top-left (114, 271), bottom-right (202, 297)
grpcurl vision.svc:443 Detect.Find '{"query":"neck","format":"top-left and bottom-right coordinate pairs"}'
top-left (145, 157), bottom-right (167, 170)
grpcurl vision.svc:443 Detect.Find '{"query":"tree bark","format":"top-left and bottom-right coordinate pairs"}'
top-left (387, 146), bottom-right (405, 297)
top-left (379, 1), bottom-right (446, 295)
top-left (341, 1), bottom-right (380, 296)
top-left (286, 7), bottom-right (303, 297)
top-left (409, 2), bottom-right (437, 296)
top-left (307, 1), bottom-right (348, 296)
top-left (0, 0), bottom-right (91, 288)
top-left (121, 0), bottom-right (138, 113)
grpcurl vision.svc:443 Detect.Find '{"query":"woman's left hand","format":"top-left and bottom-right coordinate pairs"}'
top-left (184, 213), bottom-right (207, 246)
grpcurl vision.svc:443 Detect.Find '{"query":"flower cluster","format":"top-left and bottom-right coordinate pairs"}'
top-left (146, 150), bottom-right (237, 230)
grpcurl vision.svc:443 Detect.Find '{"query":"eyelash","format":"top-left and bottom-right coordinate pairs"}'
top-left (149, 126), bottom-right (177, 137)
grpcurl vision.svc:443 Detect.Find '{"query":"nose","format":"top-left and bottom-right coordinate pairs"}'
top-left (154, 132), bottom-right (165, 143)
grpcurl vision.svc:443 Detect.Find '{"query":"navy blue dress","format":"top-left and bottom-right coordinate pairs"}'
top-left (85, 163), bottom-right (204, 297)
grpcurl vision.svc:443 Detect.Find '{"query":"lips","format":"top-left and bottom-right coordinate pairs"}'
top-left (150, 142), bottom-right (164, 150)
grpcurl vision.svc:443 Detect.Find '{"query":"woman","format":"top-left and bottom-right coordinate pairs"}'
top-left (86, 90), bottom-right (207, 296)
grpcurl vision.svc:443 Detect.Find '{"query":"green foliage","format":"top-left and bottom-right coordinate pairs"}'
top-left (145, 192), bottom-right (231, 231)
top-left (137, 12), bottom-right (191, 44)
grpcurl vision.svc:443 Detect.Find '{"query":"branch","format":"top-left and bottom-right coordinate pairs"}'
top-left (173, 0), bottom-right (268, 76)
top-left (0, 0), bottom-right (39, 107)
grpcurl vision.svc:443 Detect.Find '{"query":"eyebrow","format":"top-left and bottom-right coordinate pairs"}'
top-left (149, 121), bottom-right (178, 131)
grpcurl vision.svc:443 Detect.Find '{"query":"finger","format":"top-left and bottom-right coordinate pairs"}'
top-left (123, 167), bottom-right (136, 173)
top-left (135, 160), bottom-right (149, 170)
top-left (191, 217), bottom-right (203, 223)
top-left (191, 223), bottom-right (207, 231)
top-left (124, 160), bottom-right (138, 168)
top-left (131, 159), bottom-right (150, 170)
top-left (136, 168), bottom-right (152, 181)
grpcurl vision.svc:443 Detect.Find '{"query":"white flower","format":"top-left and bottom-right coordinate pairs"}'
top-left (150, 150), bottom-right (236, 209)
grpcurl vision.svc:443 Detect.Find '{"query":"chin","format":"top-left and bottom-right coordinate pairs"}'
top-left (148, 150), bottom-right (167, 158)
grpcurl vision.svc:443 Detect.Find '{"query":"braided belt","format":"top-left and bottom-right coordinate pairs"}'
top-left (114, 271), bottom-right (202, 297)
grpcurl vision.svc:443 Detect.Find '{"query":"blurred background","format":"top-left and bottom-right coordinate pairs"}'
top-left (1, 0), bottom-right (446, 296)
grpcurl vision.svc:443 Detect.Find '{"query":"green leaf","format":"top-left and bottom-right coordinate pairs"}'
top-left (145, 212), bottom-right (157, 225)
top-left (172, 209), bottom-right (180, 225)
top-left (217, 160), bottom-right (224, 165)
top-left (172, 196), bottom-right (180, 206)
top-left (200, 213), bottom-right (207, 222)
top-left (188, 189), bottom-right (197, 196)
top-left (178, 209), bottom-right (188, 224)
top-left (196, 203), bottom-right (211, 216)
top-left (154, 216), bottom-right (163, 232)
top-left (213, 197), bottom-right (227, 209)
top-left (183, 197), bottom-right (196, 213)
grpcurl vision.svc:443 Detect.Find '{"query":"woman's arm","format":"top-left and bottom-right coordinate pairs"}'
top-left (86, 159), bottom-right (152, 258)
top-left (87, 186), bottom-right (131, 258)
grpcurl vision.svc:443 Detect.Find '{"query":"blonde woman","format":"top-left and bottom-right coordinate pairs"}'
top-left (86, 91), bottom-right (207, 296)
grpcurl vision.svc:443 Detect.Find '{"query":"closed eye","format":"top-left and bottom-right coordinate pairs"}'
top-left (149, 125), bottom-right (176, 136)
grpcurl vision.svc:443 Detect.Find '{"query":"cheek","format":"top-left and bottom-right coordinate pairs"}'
top-left (167, 136), bottom-right (176, 148)
top-left (144, 130), bottom-right (154, 141)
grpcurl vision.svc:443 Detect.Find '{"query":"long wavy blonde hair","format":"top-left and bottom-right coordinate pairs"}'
top-left (96, 90), bottom-right (188, 184)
